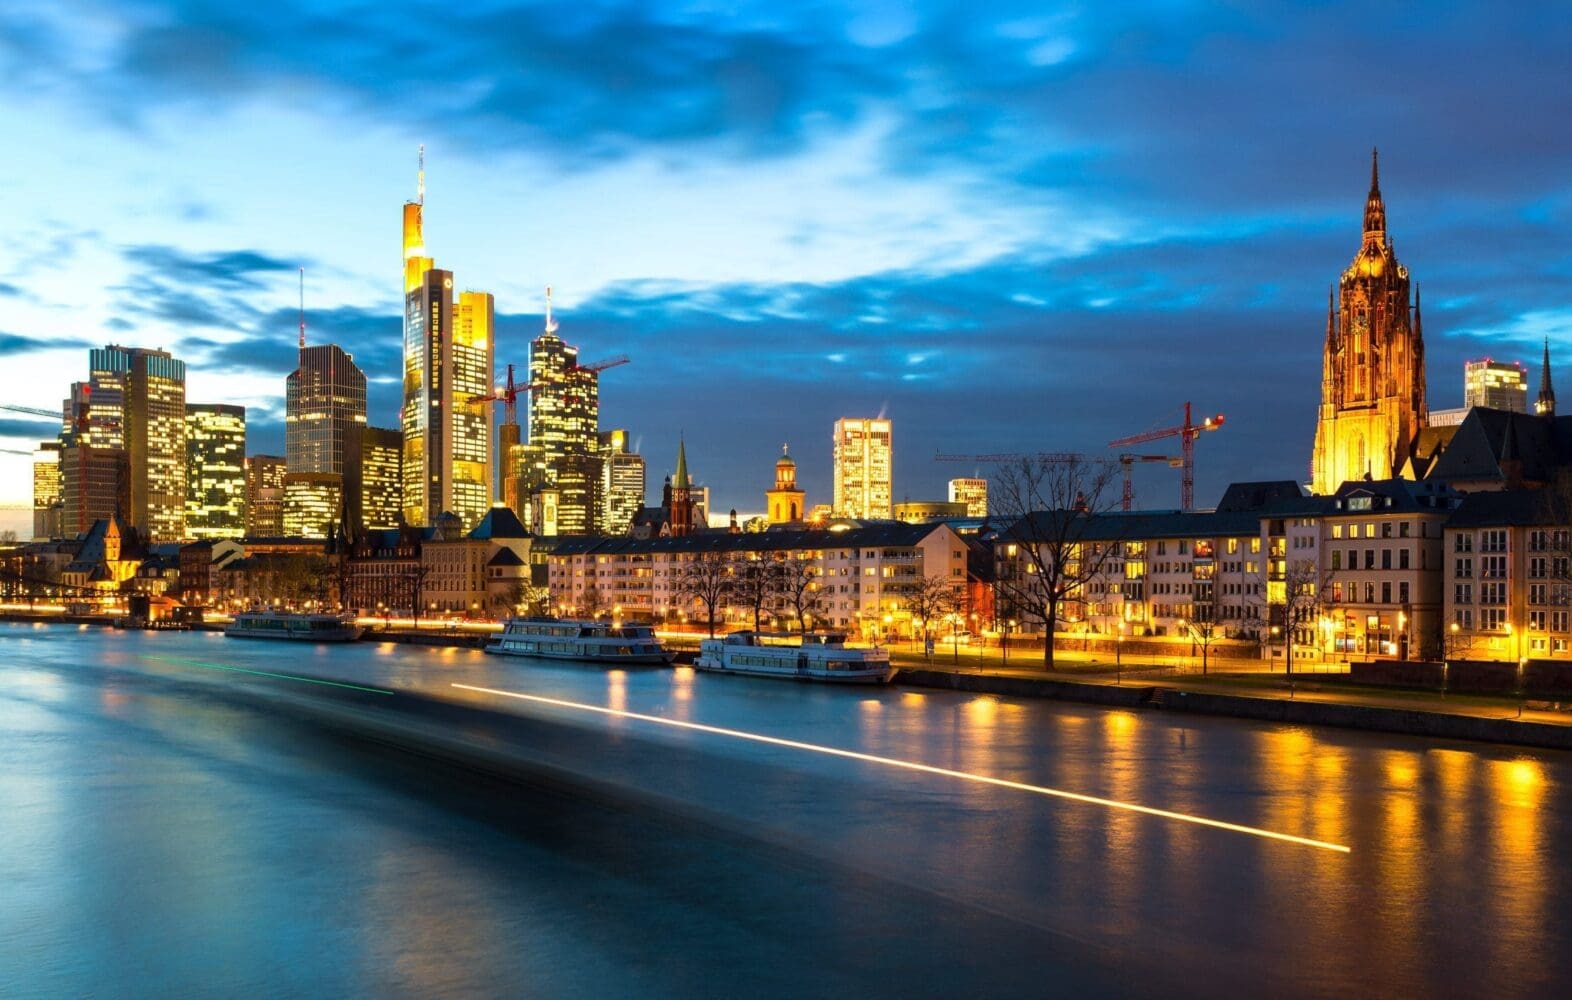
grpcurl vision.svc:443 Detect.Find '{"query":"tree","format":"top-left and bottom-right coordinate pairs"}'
top-left (776, 553), bottom-right (823, 632)
top-left (728, 553), bottom-right (780, 633)
top-left (1178, 607), bottom-right (1222, 675)
top-left (490, 580), bottom-right (529, 619)
top-left (675, 550), bottom-right (733, 637)
top-left (1280, 558), bottom-right (1333, 678)
top-left (404, 562), bottom-right (433, 629)
top-left (990, 455), bottom-right (1123, 670)
top-left (578, 584), bottom-right (607, 620)
top-left (906, 572), bottom-right (960, 650)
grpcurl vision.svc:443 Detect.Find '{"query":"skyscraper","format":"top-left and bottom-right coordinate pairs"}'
top-left (359, 426), bottom-right (403, 531)
top-left (282, 473), bottom-right (344, 539)
top-left (244, 456), bottom-right (286, 536)
top-left (82, 346), bottom-right (187, 541)
top-left (1311, 151), bottom-right (1428, 494)
top-left (185, 403), bottom-right (246, 539)
top-left (285, 343), bottom-right (367, 534)
top-left (399, 150), bottom-right (494, 532)
top-left (32, 441), bottom-right (61, 540)
top-left (526, 289), bottom-right (600, 534)
top-left (1463, 359), bottom-right (1527, 412)
top-left (597, 429), bottom-right (645, 535)
top-left (833, 417), bottom-right (893, 519)
top-left (948, 477), bottom-right (988, 517)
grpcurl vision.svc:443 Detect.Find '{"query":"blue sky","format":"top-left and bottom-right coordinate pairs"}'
top-left (2, 1), bottom-right (1571, 532)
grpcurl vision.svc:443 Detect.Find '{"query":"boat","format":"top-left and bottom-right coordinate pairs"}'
top-left (225, 611), bottom-right (365, 642)
top-left (694, 631), bottom-right (896, 684)
top-left (484, 618), bottom-right (675, 666)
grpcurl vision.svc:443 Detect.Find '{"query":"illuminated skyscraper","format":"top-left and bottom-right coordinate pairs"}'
top-left (400, 150), bottom-right (494, 531)
top-left (833, 417), bottom-right (893, 519)
top-left (82, 346), bottom-right (187, 541)
top-left (597, 429), bottom-right (645, 535)
top-left (1463, 359), bottom-right (1527, 412)
top-left (359, 426), bottom-right (403, 531)
top-left (185, 404), bottom-right (246, 539)
top-left (245, 456), bottom-right (286, 536)
top-left (32, 441), bottom-right (61, 540)
top-left (282, 473), bottom-right (344, 539)
top-left (948, 477), bottom-right (988, 517)
top-left (286, 343), bottom-right (366, 533)
top-left (527, 289), bottom-right (600, 534)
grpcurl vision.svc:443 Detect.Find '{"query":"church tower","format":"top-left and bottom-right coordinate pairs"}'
top-left (1310, 150), bottom-right (1428, 494)
top-left (669, 438), bottom-right (696, 537)
top-left (765, 444), bottom-right (806, 524)
top-left (1536, 338), bottom-right (1556, 416)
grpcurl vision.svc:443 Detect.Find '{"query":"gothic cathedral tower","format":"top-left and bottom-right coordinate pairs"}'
top-left (1311, 150), bottom-right (1428, 494)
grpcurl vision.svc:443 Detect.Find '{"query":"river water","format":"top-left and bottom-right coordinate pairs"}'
top-left (1, 623), bottom-right (1568, 997)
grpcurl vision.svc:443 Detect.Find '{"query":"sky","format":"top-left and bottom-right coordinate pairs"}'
top-left (2, 0), bottom-right (1572, 535)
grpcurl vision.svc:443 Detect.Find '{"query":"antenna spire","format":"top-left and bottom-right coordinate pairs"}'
top-left (298, 267), bottom-right (306, 352)
top-left (417, 144), bottom-right (425, 205)
top-left (544, 285), bottom-right (559, 335)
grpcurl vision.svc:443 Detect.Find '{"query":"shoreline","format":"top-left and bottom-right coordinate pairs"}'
top-left (4, 611), bottom-right (1567, 752)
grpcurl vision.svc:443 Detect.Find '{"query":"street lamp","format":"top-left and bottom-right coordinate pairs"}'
top-left (1397, 610), bottom-right (1408, 661)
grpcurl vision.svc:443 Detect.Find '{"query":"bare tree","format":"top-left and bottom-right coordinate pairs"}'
top-left (990, 455), bottom-right (1123, 670)
top-left (776, 553), bottom-right (823, 632)
top-left (404, 562), bottom-right (434, 629)
top-left (906, 572), bottom-right (960, 648)
top-left (728, 553), bottom-right (780, 633)
top-left (578, 584), bottom-right (607, 620)
top-left (1178, 607), bottom-right (1223, 675)
top-left (490, 580), bottom-right (529, 619)
top-left (1279, 558), bottom-right (1334, 678)
top-left (675, 550), bottom-right (733, 637)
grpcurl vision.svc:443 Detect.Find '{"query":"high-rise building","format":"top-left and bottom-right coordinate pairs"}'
top-left (399, 152), bottom-right (494, 532)
top-left (360, 426), bottom-right (403, 531)
top-left (245, 455), bottom-right (286, 536)
top-left (1311, 151), bottom-right (1428, 495)
top-left (833, 417), bottom-right (893, 519)
top-left (596, 429), bottom-right (645, 535)
top-left (185, 404), bottom-right (246, 539)
top-left (766, 444), bottom-right (806, 524)
top-left (32, 442), bottom-right (61, 540)
top-left (282, 473), bottom-right (343, 539)
top-left (1463, 359), bottom-right (1527, 412)
top-left (286, 343), bottom-right (366, 533)
top-left (948, 477), bottom-right (988, 517)
top-left (526, 289), bottom-right (600, 535)
top-left (87, 346), bottom-right (188, 541)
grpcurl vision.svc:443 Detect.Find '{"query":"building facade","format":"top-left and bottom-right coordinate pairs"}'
top-left (286, 343), bottom-right (367, 533)
top-left (359, 426), bottom-right (403, 532)
top-left (833, 417), bottom-right (893, 519)
top-left (281, 473), bottom-right (344, 539)
top-left (87, 346), bottom-right (188, 541)
top-left (32, 442), bottom-right (61, 540)
top-left (948, 477), bottom-right (988, 517)
top-left (526, 291), bottom-right (600, 534)
top-left (1464, 358), bottom-right (1528, 412)
top-left (244, 455), bottom-right (286, 536)
top-left (185, 403), bottom-right (246, 539)
top-left (1311, 152), bottom-right (1428, 495)
top-left (597, 429), bottom-right (645, 535)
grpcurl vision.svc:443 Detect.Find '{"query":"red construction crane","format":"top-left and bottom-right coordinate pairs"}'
top-left (933, 451), bottom-right (1180, 511)
top-left (1107, 402), bottom-right (1224, 512)
top-left (577, 354), bottom-right (629, 375)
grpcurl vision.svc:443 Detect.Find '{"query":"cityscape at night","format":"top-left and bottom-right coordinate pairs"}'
top-left (3, 3), bottom-right (1572, 997)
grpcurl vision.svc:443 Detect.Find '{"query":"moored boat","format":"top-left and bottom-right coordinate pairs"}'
top-left (694, 631), bottom-right (895, 684)
top-left (484, 618), bottom-right (674, 666)
top-left (225, 611), bottom-right (365, 642)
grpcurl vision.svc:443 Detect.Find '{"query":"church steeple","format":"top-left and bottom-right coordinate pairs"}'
top-left (1363, 147), bottom-right (1387, 245)
top-left (1537, 338), bottom-right (1556, 417)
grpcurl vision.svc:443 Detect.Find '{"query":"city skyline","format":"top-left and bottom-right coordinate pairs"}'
top-left (3, 3), bottom-right (1572, 535)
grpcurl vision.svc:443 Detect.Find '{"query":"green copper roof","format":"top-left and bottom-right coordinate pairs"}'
top-left (673, 437), bottom-right (690, 489)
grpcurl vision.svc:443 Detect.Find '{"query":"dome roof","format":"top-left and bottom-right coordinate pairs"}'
top-left (775, 443), bottom-right (795, 467)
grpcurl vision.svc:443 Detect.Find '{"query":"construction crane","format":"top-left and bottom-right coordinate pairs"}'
top-left (0, 403), bottom-right (61, 420)
top-left (933, 451), bottom-right (1181, 511)
top-left (1107, 402), bottom-right (1225, 512)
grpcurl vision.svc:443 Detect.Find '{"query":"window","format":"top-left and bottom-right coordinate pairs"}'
top-left (1331, 551), bottom-right (1342, 570)
top-left (1454, 608), bottom-right (1473, 629)
top-left (1364, 524), bottom-right (1376, 539)
top-left (1400, 549), bottom-right (1410, 570)
top-left (1555, 611), bottom-right (1570, 632)
top-left (1531, 584), bottom-right (1548, 605)
top-left (1382, 549), bottom-right (1392, 570)
top-left (1364, 550), bottom-right (1375, 570)
top-left (1483, 530), bottom-right (1508, 552)
top-left (1382, 582), bottom-right (1392, 604)
top-left (1400, 522), bottom-right (1410, 538)
top-left (1364, 582), bottom-right (1375, 604)
top-left (1483, 555), bottom-right (1508, 579)
top-left (1455, 534), bottom-right (1473, 553)
top-left (1530, 557), bottom-right (1548, 578)
top-left (1530, 610), bottom-right (1547, 630)
top-left (1399, 582), bottom-right (1409, 605)
top-left (1482, 608), bottom-right (1506, 631)
top-left (1481, 582), bottom-right (1508, 605)
top-left (1331, 525), bottom-right (1343, 540)
top-left (1454, 583), bottom-right (1472, 605)
top-left (1530, 530), bottom-right (1549, 552)
top-left (1382, 522), bottom-right (1392, 538)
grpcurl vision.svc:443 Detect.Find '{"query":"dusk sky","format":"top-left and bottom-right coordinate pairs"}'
top-left (3, 1), bottom-right (1571, 531)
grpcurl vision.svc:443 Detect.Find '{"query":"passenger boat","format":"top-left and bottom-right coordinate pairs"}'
top-left (224, 611), bottom-right (364, 642)
top-left (484, 618), bottom-right (675, 666)
top-left (694, 631), bottom-right (896, 684)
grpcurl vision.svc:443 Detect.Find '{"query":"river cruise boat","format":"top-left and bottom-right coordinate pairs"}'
top-left (694, 631), bottom-right (896, 684)
top-left (225, 611), bottom-right (365, 643)
top-left (484, 618), bottom-right (675, 666)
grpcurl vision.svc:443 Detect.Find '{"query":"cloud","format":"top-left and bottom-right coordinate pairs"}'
top-left (0, 417), bottom-right (59, 439)
top-left (0, 331), bottom-right (94, 355)
top-left (0, 281), bottom-right (20, 297)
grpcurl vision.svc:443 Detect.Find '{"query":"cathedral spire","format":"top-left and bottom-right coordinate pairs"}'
top-left (1326, 285), bottom-right (1337, 346)
top-left (1537, 337), bottom-right (1556, 416)
top-left (1363, 147), bottom-right (1387, 244)
top-left (1413, 285), bottom-right (1423, 343)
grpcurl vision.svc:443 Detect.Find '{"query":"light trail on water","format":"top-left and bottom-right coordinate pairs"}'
top-left (452, 683), bottom-right (1352, 854)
